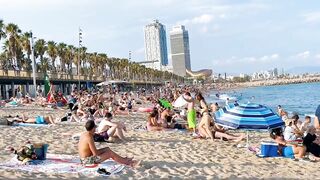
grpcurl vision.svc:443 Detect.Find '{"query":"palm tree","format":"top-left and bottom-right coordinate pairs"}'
top-left (0, 19), bottom-right (6, 41)
top-left (34, 39), bottom-right (47, 72)
top-left (65, 45), bottom-right (75, 74)
top-left (47, 41), bottom-right (57, 72)
top-left (5, 23), bottom-right (21, 68)
top-left (57, 42), bottom-right (67, 72)
top-left (20, 32), bottom-right (32, 71)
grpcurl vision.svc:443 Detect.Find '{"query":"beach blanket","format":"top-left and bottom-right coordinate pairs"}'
top-left (12, 123), bottom-right (48, 127)
top-left (0, 154), bottom-right (124, 177)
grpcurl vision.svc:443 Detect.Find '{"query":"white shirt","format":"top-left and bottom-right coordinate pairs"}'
top-left (284, 126), bottom-right (297, 141)
top-left (97, 120), bottom-right (110, 133)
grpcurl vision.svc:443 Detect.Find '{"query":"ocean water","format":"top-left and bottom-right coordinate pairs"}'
top-left (207, 82), bottom-right (320, 117)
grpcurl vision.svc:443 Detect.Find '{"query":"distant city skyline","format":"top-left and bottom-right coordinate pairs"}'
top-left (1, 0), bottom-right (320, 74)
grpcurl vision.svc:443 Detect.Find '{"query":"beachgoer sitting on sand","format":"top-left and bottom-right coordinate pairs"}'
top-left (159, 107), bottom-right (173, 128)
top-left (147, 111), bottom-right (164, 131)
top-left (284, 118), bottom-right (303, 141)
top-left (166, 115), bottom-right (187, 130)
top-left (303, 127), bottom-right (320, 161)
top-left (96, 113), bottom-right (127, 142)
top-left (93, 103), bottom-right (108, 118)
top-left (77, 104), bottom-right (88, 119)
top-left (270, 128), bottom-right (306, 160)
top-left (298, 116), bottom-right (311, 136)
top-left (10, 114), bottom-right (56, 124)
top-left (78, 120), bottom-right (139, 167)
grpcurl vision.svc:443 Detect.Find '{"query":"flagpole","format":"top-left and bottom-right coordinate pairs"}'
top-left (78, 27), bottom-right (82, 89)
top-left (30, 31), bottom-right (37, 97)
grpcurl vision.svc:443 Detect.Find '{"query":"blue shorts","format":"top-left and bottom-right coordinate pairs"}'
top-left (35, 116), bottom-right (46, 124)
top-left (282, 146), bottom-right (294, 159)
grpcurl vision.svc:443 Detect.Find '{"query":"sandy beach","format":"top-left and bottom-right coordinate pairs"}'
top-left (0, 106), bottom-right (318, 179)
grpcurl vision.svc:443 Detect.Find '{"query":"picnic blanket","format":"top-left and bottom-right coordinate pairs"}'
top-left (0, 154), bottom-right (124, 177)
top-left (12, 123), bottom-right (48, 127)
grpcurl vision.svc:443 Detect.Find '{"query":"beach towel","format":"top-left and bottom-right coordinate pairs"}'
top-left (12, 123), bottom-right (48, 127)
top-left (0, 154), bottom-right (124, 177)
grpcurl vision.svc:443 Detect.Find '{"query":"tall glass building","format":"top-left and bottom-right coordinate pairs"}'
top-left (170, 25), bottom-right (191, 77)
top-left (144, 20), bottom-right (168, 69)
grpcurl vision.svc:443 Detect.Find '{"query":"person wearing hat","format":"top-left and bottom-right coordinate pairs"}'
top-left (314, 105), bottom-right (320, 130)
top-left (78, 120), bottom-right (139, 167)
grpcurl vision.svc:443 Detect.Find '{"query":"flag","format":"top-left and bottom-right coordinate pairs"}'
top-left (44, 74), bottom-right (51, 96)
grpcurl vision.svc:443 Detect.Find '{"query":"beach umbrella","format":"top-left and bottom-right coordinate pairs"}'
top-left (158, 99), bottom-right (173, 109)
top-left (214, 102), bottom-right (284, 145)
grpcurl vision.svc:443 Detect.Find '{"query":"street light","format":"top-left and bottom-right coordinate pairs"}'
top-left (78, 27), bottom-right (82, 89)
top-left (30, 31), bottom-right (37, 97)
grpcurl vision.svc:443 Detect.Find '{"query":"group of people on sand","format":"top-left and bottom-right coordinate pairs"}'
top-left (147, 91), bottom-right (245, 143)
top-left (4, 81), bottom-right (320, 169)
top-left (271, 105), bottom-right (320, 161)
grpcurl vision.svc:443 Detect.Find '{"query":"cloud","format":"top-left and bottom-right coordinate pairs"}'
top-left (212, 53), bottom-right (279, 66)
top-left (191, 14), bottom-right (214, 24)
top-left (295, 51), bottom-right (310, 59)
top-left (315, 54), bottom-right (320, 59)
top-left (303, 12), bottom-right (320, 24)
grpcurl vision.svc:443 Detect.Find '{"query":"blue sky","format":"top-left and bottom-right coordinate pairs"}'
top-left (1, 0), bottom-right (320, 74)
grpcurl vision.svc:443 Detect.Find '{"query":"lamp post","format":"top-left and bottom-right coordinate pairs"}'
top-left (30, 31), bottom-right (37, 97)
top-left (78, 27), bottom-right (82, 89)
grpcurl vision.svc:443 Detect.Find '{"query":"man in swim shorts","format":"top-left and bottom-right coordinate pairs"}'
top-left (183, 92), bottom-right (197, 135)
top-left (78, 120), bottom-right (139, 167)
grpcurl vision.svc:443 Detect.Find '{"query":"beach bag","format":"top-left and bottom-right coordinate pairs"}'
top-left (15, 143), bottom-right (49, 164)
top-left (33, 143), bottom-right (49, 160)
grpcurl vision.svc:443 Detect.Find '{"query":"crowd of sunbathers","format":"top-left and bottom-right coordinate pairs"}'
top-left (269, 105), bottom-right (320, 161)
top-left (3, 82), bottom-right (320, 168)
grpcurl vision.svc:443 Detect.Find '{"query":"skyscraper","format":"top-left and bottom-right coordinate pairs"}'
top-left (144, 20), bottom-right (168, 70)
top-left (170, 25), bottom-right (191, 77)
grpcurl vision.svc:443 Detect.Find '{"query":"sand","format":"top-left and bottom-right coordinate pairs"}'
top-left (0, 106), bottom-right (318, 179)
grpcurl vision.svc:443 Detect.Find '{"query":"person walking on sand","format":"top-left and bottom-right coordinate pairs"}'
top-left (182, 92), bottom-right (197, 135)
top-left (78, 120), bottom-right (140, 167)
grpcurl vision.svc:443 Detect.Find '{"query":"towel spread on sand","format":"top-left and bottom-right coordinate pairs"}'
top-left (0, 154), bottom-right (124, 177)
top-left (12, 123), bottom-right (48, 127)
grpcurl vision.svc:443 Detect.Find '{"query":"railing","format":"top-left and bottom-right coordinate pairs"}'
top-left (0, 69), bottom-right (105, 82)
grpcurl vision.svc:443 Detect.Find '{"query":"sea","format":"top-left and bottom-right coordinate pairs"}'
top-left (207, 82), bottom-right (320, 118)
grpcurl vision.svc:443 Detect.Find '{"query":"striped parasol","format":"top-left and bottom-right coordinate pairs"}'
top-left (214, 102), bottom-right (284, 130)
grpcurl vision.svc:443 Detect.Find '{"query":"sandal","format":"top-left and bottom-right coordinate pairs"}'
top-left (97, 168), bottom-right (111, 176)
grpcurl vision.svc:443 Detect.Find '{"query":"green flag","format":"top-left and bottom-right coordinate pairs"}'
top-left (44, 74), bottom-right (51, 96)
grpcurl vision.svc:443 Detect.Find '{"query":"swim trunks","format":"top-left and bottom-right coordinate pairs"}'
top-left (187, 109), bottom-right (196, 129)
top-left (35, 116), bottom-right (46, 124)
top-left (80, 156), bottom-right (101, 165)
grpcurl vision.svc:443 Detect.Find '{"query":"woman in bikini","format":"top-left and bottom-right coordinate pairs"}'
top-left (196, 93), bottom-right (245, 142)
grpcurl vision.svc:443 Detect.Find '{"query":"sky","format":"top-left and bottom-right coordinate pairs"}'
top-left (1, 0), bottom-right (320, 75)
